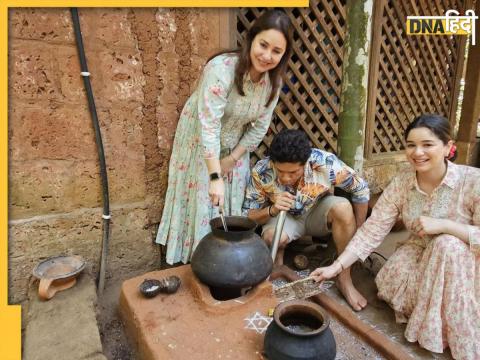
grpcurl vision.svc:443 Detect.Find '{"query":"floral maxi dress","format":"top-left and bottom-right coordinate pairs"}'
top-left (346, 161), bottom-right (480, 359)
top-left (156, 54), bottom-right (279, 265)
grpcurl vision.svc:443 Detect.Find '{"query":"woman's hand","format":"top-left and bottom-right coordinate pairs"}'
top-left (220, 155), bottom-right (236, 183)
top-left (209, 178), bottom-right (225, 207)
top-left (270, 192), bottom-right (296, 216)
top-left (412, 216), bottom-right (446, 237)
top-left (310, 262), bottom-right (343, 283)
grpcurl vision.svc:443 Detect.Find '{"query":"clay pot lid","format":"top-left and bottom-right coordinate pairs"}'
top-left (33, 255), bottom-right (86, 281)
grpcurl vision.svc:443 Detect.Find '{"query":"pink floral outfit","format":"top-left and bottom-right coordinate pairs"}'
top-left (346, 161), bottom-right (480, 359)
top-left (156, 54), bottom-right (279, 265)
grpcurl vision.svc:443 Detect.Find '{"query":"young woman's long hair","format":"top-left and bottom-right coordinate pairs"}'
top-left (208, 9), bottom-right (292, 107)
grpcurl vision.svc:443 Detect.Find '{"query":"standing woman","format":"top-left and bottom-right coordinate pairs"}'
top-left (157, 10), bottom-right (292, 265)
top-left (311, 114), bottom-right (479, 359)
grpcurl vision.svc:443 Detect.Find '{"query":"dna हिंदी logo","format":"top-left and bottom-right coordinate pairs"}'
top-left (406, 9), bottom-right (478, 45)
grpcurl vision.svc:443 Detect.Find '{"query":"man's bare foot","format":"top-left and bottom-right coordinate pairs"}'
top-left (336, 271), bottom-right (367, 311)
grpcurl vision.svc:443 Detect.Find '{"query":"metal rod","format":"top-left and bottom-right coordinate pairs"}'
top-left (219, 206), bottom-right (228, 232)
top-left (270, 210), bottom-right (287, 261)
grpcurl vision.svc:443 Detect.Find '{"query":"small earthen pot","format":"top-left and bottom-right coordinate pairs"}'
top-left (264, 300), bottom-right (336, 360)
top-left (293, 254), bottom-right (309, 270)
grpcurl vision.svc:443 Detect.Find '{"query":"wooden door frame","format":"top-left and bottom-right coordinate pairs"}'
top-left (219, 8), bottom-right (238, 50)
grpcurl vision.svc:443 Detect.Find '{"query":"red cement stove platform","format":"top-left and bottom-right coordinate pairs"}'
top-left (119, 265), bottom-right (278, 360)
top-left (120, 265), bottom-right (414, 360)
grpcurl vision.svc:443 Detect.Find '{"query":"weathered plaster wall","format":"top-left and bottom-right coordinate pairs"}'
top-left (8, 8), bottom-right (222, 303)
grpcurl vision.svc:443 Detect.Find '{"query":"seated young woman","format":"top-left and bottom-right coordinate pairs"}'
top-left (311, 114), bottom-right (479, 359)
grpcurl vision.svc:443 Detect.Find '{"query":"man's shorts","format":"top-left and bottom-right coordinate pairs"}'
top-left (262, 195), bottom-right (349, 242)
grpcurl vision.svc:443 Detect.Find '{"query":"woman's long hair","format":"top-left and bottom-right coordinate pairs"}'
top-left (208, 10), bottom-right (292, 107)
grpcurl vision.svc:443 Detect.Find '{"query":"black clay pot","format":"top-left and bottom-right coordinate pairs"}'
top-left (191, 216), bottom-right (273, 289)
top-left (264, 300), bottom-right (336, 360)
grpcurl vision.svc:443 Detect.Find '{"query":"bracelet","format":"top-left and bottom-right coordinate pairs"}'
top-left (268, 205), bottom-right (276, 217)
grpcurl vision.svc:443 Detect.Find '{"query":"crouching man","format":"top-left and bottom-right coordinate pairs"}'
top-left (242, 129), bottom-right (370, 310)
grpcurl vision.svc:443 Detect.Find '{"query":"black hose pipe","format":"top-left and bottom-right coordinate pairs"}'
top-left (71, 8), bottom-right (111, 294)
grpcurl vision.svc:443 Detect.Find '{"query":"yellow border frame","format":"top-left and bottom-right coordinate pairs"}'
top-left (1, 1), bottom-right (308, 359)
top-left (1, 4), bottom-right (21, 359)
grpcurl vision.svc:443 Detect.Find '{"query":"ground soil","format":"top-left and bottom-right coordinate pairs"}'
top-left (97, 273), bottom-right (138, 360)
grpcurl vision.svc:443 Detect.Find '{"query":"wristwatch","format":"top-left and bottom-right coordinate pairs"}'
top-left (209, 172), bottom-right (221, 181)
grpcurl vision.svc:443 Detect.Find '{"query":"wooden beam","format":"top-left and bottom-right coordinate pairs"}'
top-left (364, 0), bottom-right (385, 159)
top-left (456, 0), bottom-right (480, 165)
top-left (219, 8), bottom-right (237, 50)
top-left (447, 0), bottom-right (472, 125)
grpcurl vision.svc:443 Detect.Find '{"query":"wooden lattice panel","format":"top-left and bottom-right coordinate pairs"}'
top-left (236, 2), bottom-right (347, 163)
top-left (365, 0), bottom-right (469, 157)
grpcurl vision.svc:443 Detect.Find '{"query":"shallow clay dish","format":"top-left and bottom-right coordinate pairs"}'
top-left (32, 255), bottom-right (86, 300)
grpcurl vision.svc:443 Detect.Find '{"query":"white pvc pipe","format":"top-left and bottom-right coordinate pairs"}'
top-left (270, 210), bottom-right (287, 262)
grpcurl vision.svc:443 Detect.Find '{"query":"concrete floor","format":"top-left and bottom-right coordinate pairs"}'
top-left (24, 274), bottom-right (107, 360)
top-left (284, 230), bottom-right (454, 360)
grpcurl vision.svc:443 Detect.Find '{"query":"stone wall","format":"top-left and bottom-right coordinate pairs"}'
top-left (8, 8), bottom-right (223, 303)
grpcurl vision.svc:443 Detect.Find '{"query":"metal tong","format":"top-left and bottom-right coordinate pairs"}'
top-left (218, 148), bottom-right (235, 232)
top-left (219, 206), bottom-right (228, 232)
